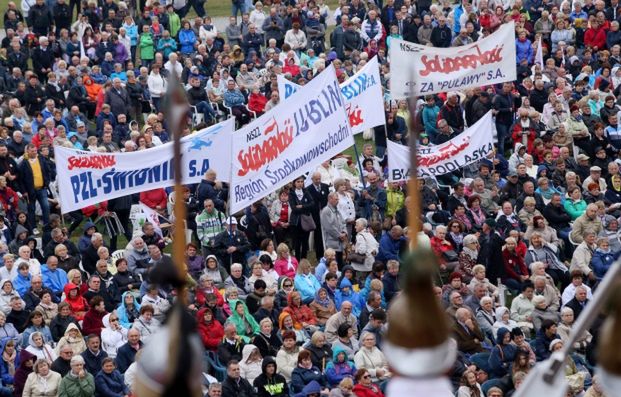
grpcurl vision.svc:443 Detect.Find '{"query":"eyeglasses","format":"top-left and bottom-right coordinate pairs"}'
top-left (110, 318), bottom-right (118, 322)
top-left (362, 375), bottom-right (371, 379)
top-left (284, 284), bottom-right (292, 287)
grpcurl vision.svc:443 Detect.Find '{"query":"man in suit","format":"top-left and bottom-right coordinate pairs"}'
top-left (565, 285), bottom-right (590, 319)
top-left (308, 171), bottom-right (330, 258)
top-left (452, 308), bottom-right (485, 354)
top-left (320, 192), bottom-right (347, 267)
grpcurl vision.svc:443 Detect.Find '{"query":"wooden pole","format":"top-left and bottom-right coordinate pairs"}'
top-left (407, 97), bottom-right (421, 247)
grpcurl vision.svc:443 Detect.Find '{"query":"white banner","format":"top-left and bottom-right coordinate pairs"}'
top-left (231, 64), bottom-right (354, 213)
top-left (277, 56), bottom-right (385, 134)
top-left (388, 111), bottom-right (495, 181)
top-left (389, 22), bottom-right (517, 98)
top-left (55, 119), bottom-right (235, 213)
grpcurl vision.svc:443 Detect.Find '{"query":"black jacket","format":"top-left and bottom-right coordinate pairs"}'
top-left (288, 189), bottom-right (315, 228)
top-left (543, 202), bottom-right (572, 230)
top-left (52, 2), bottom-right (71, 30)
top-left (51, 357), bottom-right (71, 376)
top-left (32, 47), bottom-right (55, 73)
top-left (430, 25), bottom-right (452, 47)
top-left (27, 3), bottom-right (52, 32)
top-left (81, 348), bottom-right (108, 376)
top-left (223, 375), bottom-right (256, 397)
top-left (253, 357), bottom-right (288, 397)
top-left (50, 314), bottom-right (80, 342)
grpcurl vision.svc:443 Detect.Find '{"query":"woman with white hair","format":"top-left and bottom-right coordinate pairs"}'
top-left (531, 295), bottom-right (561, 332)
top-left (457, 234), bottom-right (479, 282)
top-left (557, 306), bottom-right (592, 353)
top-left (353, 332), bottom-right (390, 383)
top-left (58, 355), bottom-right (96, 396)
top-left (350, 218), bottom-right (378, 274)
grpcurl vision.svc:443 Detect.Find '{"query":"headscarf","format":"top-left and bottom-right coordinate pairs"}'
top-left (313, 288), bottom-right (331, 307)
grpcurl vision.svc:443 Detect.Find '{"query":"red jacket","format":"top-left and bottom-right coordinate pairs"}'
top-left (63, 283), bottom-right (89, 321)
top-left (0, 186), bottom-right (19, 214)
top-left (352, 383), bottom-right (384, 397)
top-left (248, 93), bottom-right (267, 114)
top-left (511, 123), bottom-right (537, 153)
top-left (82, 308), bottom-right (107, 337)
top-left (502, 248), bottom-right (528, 282)
top-left (584, 26), bottom-right (607, 49)
top-left (195, 286), bottom-right (224, 307)
top-left (140, 188), bottom-right (167, 210)
top-left (430, 236), bottom-right (455, 265)
top-left (196, 308), bottom-right (224, 350)
top-left (282, 292), bottom-right (317, 330)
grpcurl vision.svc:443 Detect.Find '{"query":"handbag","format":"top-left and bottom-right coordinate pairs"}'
top-left (300, 214), bottom-right (316, 232)
top-left (348, 234), bottom-right (368, 263)
top-left (442, 249), bottom-right (459, 262)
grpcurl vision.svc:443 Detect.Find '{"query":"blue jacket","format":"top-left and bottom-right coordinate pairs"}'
top-left (487, 327), bottom-right (518, 378)
top-left (291, 367), bottom-right (325, 394)
top-left (122, 23), bottom-right (138, 46)
top-left (21, 325), bottom-right (53, 348)
top-left (533, 329), bottom-right (559, 362)
top-left (0, 338), bottom-right (19, 385)
top-left (12, 273), bottom-right (31, 297)
top-left (376, 232), bottom-right (404, 263)
top-left (334, 278), bottom-right (362, 317)
top-left (95, 369), bottom-right (128, 397)
top-left (116, 292), bottom-right (141, 329)
top-left (78, 222), bottom-right (97, 254)
top-left (178, 29), bottom-right (196, 54)
top-left (294, 273), bottom-right (321, 303)
top-left (422, 105), bottom-right (440, 136)
top-left (294, 380), bottom-right (322, 397)
top-left (41, 265), bottom-right (68, 295)
top-left (591, 249), bottom-right (615, 281)
top-left (515, 38), bottom-right (533, 65)
top-left (325, 346), bottom-right (356, 387)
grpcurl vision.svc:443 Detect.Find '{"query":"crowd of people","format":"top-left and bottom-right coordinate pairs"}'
top-left (0, 0), bottom-right (619, 395)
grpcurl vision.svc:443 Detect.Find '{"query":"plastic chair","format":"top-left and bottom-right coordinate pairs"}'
top-left (111, 250), bottom-right (125, 263)
top-left (205, 351), bottom-right (227, 382)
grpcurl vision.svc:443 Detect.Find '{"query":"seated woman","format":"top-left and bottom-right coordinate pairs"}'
top-left (282, 291), bottom-right (318, 335)
top-left (290, 349), bottom-right (327, 395)
top-left (224, 263), bottom-right (251, 301)
top-left (309, 288), bottom-right (336, 327)
top-left (352, 368), bottom-right (384, 397)
top-left (196, 307), bottom-right (224, 352)
top-left (430, 225), bottom-right (459, 277)
top-left (306, 331), bottom-right (332, 372)
top-left (21, 310), bottom-right (53, 349)
top-left (194, 274), bottom-right (224, 308)
top-left (591, 237), bottom-right (615, 282)
top-left (492, 307), bottom-right (518, 337)
top-left (229, 300), bottom-right (260, 343)
top-left (353, 332), bottom-right (390, 383)
top-left (524, 215), bottom-right (562, 248)
top-left (55, 323), bottom-right (87, 356)
top-left (62, 282), bottom-right (88, 321)
top-left (82, 296), bottom-right (108, 337)
top-left (132, 304), bottom-right (161, 344)
top-left (325, 346), bottom-right (357, 388)
top-left (502, 237), bottom-right (530, 293)
top-left (116, 292), bottom-right (140, 329)
top-left (25, 332), bottom-right (56, 362)
top-left (252, 318), bottom-right (281, 358)
top-left (204, 255), bottom-right (229, 289)
top-left (531, 295), bottom-right (561, 332)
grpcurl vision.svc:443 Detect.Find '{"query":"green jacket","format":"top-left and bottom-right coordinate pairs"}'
top-left (228, 300), bottom-right (260, 342)
top-left (139, 32), bottom-right (155, 60)
top-left (168, 12), bottom-right (181, 38)
top-left (59, 372), bottom-right (96, 397)
top-left (157, 37), bottom-right (178, 59)
top-left (196, 209), bottom-right (225, 247)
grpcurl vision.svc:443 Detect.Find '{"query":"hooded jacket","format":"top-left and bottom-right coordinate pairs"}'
top-left (196, 307), bottom-right (224, 351)
top-left (56, 322), bottom-right (87, 356)
top-left (115, 291), bottom-right (141, 329)
top-left (63, 283), bottom-right (89, 321)
top-left (239, 344), bottom-right (263, 385)
top-left (282, 292), bottom-right (317, 330)
top-left (334, 278), bottom-right (362, 317)
top-left (0, 338), bottom-right (19, 385)
top-left (100, 313), bottom-right (127, 359)
top-left (41, 264), bottom-right (69, 295)
top-left (325, 346), bottom-right (356, 387)
top-left (13, 349), bottom-right (36, 397)
top-left (488, 327), bottom-right (518, 378)
top-left (254, 356), bottom-right (289, 397)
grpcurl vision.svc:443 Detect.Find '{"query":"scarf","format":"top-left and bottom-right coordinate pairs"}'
top-left (454, 213), bottom-right (472, 230)
top-left (2, 350), bottom-right (15, 376)
top-left (313, 288), bottom-right (331, 307)
top-left (463, 246), bottom-right (478, 260)
top-left (470, 208), bottom-right (486, 226)
top-left (450, 232), bottom-right (464, 245)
